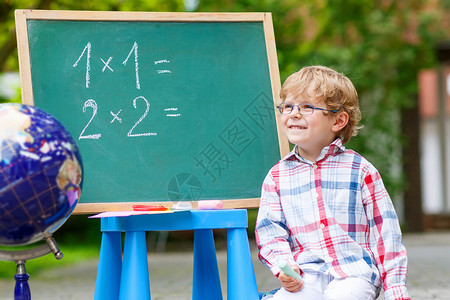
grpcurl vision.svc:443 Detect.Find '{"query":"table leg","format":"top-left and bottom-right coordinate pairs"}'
top-left (119, 231), bottom-right (150, 300)
top-left (94, 232), bottom-right (122, 300)
top-left (193, 229), bottom-right (223, 300)
top-left (226, 228), bottom-right (259, 300)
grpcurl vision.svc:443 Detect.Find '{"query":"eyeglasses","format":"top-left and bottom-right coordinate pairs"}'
top-left (276, 103), bottom-right (339, 115)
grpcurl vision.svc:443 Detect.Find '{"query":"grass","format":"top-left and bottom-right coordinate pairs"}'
top-left (0, 243), bottom-right (100, 279)
top-left (0, 215), bottom-right (102, 279)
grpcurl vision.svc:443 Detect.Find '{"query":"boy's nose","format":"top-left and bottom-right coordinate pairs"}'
top-left (291, 106), bottom-right (302, 117)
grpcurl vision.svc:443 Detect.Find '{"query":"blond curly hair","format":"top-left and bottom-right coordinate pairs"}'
top-left (280, 65), bottom-right (363, 144)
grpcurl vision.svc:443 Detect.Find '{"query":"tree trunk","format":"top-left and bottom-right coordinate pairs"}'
top-left (401, 101), bottom-right (424, 232)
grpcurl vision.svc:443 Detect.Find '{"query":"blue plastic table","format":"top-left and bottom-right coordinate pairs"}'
top-left (94, 209), bottom-right (260, 300)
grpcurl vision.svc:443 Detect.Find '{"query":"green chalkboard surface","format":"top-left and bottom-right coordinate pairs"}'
top-left (15, 10), bottom-right (289, 213)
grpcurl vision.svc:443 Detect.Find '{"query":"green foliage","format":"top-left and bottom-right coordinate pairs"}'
top-left (0, 216), bottom-right (101, 278)
top-left (47, 0), bottom-right (185, 12)
top-left (0, 243), bottom-right (100, 278)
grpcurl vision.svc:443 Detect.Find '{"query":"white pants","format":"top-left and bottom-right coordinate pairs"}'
top-left (272, 272), bottom-right (378, 300)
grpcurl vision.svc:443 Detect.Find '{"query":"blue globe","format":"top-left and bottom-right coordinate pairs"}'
top-left (0, 103), bottom-right (83, 246)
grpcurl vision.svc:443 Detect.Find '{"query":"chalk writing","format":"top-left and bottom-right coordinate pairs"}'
top-left (127, 96), bottom-right (157, 137)
top-left (110, 109), bottom-right (122, 123)
top-left (73, 42), bottom-right (91, 88)
top-left (101, 57), bottom-right (114, 72)
top-left (154, 58), bottom-right (171, 74)
top-left (122, 41), bottom-right (140, 89)
top-left (78, 96), bottom-right (157, 139)
top-left (79, 99), bottom-right (101, 140)
top-left (155, 59), bottom-right (170, 64)
top-left (164, 108), bottom-right (180, 117)
top-left (72, 42), bottom-right (177, 89)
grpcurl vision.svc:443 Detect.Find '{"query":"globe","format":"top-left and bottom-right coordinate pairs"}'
top-left (0, 103), bottom-right (83, 246)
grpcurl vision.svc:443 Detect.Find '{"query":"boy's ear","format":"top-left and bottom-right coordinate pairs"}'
top-left (332, 111), bottom-right (349, 132)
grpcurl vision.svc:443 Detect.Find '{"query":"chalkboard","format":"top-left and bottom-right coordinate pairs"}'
top-left (15, 10), bottom-right (290, 213)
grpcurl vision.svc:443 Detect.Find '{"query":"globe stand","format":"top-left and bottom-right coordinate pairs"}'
top-left (0, 235), bottom-right (63, 300)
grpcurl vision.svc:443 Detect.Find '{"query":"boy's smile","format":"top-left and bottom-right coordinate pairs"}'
top-left (287, 124), bottom-right (308, 131)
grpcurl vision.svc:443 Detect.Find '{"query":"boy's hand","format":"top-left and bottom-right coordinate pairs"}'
top-left (277, 264), bottom-right (303, 293)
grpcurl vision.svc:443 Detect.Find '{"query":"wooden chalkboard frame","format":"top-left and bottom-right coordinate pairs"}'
top-left (15, 9), bottom-right (290, 213)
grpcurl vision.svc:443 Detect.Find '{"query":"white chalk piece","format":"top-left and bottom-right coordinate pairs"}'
top-left (278, 260), bottom-right (302, 281)
top-left (172, 202), bottom-right (193, 211)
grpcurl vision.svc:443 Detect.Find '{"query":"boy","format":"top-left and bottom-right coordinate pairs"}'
top-left (255, 66), bottom-right (410, 300)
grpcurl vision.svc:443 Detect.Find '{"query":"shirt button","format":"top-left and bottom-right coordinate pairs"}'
top-left (312, 163), bottom-right (318, 170)
top-left (320, 223), bottom-right (325, 229)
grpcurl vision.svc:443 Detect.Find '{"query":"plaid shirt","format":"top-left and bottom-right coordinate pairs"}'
top-left (255, 139), bottom-right (410, 300)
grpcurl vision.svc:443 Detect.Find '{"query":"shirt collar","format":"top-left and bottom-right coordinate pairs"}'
top-left (283, 138), bottom-right (346, 164)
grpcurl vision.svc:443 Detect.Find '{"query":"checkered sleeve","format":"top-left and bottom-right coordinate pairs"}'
top-left (362, 166), bottom-right (410, 300)
top-left (255, 169), bottom-right (294, 276)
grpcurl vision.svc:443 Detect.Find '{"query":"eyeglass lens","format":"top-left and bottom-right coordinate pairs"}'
top-left (278, 103), bottom-right (314, 115)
